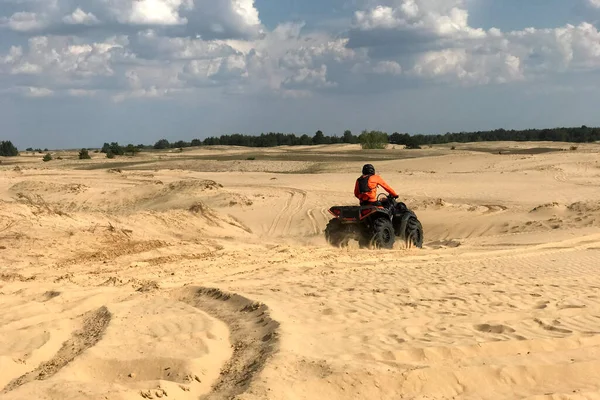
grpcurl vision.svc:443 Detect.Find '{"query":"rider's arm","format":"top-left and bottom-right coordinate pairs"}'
top-left (373, 175), bottom-right (398, 198)
top-left (354, 179), bottom-right (361, 198)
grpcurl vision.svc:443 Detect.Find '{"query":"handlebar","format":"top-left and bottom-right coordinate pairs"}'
top-left (377, 193), bottom-right (399, 203)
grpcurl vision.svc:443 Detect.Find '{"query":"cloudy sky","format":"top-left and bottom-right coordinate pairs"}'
top-left (2, 0), bottom-right (600, 149)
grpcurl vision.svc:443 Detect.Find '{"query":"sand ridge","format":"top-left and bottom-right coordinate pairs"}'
top-left (2, 142), bottom-right (600, 399)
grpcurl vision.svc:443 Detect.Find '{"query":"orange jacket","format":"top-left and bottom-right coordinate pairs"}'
top-left (354, 174), bottom-right (398, 203)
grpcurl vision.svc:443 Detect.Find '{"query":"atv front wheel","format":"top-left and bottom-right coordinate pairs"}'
top-left (405, 217), bottom-right (423, 248)
top-left (370, 218), bottom-right (395, 249)
top-left (325, 219), bottom-right (350, 247)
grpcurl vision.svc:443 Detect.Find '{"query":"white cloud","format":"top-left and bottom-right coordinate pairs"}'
top-left (62, 8), bottom-right (100, 25)
top-left (0, 0), bottom-right (263, 39)
top-left (587, 0), bottom-right (600, 8)
top-left (352, 0), bottom-right (486, 40)
top-left (282, 65), bottom-right (337, 90)
top-left (0, 35), bottom-right (133, 93)
top-left (25, 86), bottom-right (53, 97)
top-left (2, 0), bottom-right (600, 101)
top-left (0, 11), bottom-right (48, 32)
top-left (348, 0), bottom-right (600, 85)
top-left (104, 0), bottom-right (193, 26)
top-left (411, 48), bottom-right (524, 84)
top-left (132, 29), bottom-right (240, 60)
top-left (68, 88), bottom-right (98, 96)
top-left (373, 60), bottom-right (402, 74)
top-left (351, 60), bottom-right (402, 75)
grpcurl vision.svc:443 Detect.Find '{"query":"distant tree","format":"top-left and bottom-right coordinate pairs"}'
top-left (101, 142), bottom-right (125, 155)
top-left (125, 144), bottom-right (140, 156)
top-left (359, 130), bottom-right (388, 149)
top-left (26, 147), bottom-right (33, 152)
top-left (127, 124), bottom-right (600, 150)
top-left (312, 130), bottom-right (326, 145)
top-left (203, 137), bottom-right (221, 146)
top-left (404, 142), bottom-right (422, 150)
top-left (0, 141), bottom-right (19, 157)
top-left (112, 142), bottom-right (125, 155)
top-left (43, 153), bottom-right (52, 162)
top-left (44, 148), bottom-right (48, 152)
top-left (154, 139), bottom-right (170, 149)
top-left (172, 140), bottom-right (191, 148)
top-left (298, 134), bottom-right (311, 145)
top-left (343, 130), bottom-right (357, 144)
top-left (78, 148), bottom-right (91, 159)
top-left (389, 132), bottom-right (402, 144)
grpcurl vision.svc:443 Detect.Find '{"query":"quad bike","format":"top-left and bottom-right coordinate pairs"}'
top-left (325, 193), bottom-right (423, 249)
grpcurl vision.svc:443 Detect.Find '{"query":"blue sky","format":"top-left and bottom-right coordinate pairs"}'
top-left (1, 0), bottom-right (600, 149)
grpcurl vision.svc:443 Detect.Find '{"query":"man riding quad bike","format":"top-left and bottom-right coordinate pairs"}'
top-left (354, 164), bottom-right (398, 205)
top-left (325, 164), bottom-right (424, 249)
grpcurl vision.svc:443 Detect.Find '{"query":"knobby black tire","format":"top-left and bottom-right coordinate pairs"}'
top-left (405, 217), bottom-right (424, 249)
top-left (371, 218), bottom-right (395, 249)
top-left (325, 219), bottom-right (349, 248)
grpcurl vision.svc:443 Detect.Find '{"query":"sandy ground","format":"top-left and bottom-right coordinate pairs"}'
top-left (2, 142), bottom-right (600, 399)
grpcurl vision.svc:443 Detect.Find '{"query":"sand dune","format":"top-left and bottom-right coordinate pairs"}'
top-left (2, 142), bottom-right (600, 399)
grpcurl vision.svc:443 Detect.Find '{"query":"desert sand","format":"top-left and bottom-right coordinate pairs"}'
top-left (2, 142), bottom-right (600, 399)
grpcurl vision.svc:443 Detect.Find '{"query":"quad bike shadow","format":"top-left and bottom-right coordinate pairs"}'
top-left (325, 193), bottom-right (423, 249)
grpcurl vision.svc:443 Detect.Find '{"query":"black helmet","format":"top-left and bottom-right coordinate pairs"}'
top-left (362, 164), bottom-right (375, 175)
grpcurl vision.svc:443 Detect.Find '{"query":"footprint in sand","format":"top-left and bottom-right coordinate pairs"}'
top-left (534, 318), bottom-right (573, 334)
top-left (534, 301), bottom-right (550, 309)
top-left (474, 324), bottom-right (516, 334)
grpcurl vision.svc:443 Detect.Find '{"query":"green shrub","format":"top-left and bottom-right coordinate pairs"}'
top-left (359, 130), bottom-right (388, 149)
top-left (154, 139), bottom-right (170, 149)
top-left (0, 141), bottom-right (19, 157)
top-left (125, 144), bottom-right (140, 156)
top-left (79, 148), bottom-right (91, 159)
top-left (43, 153), bottom-right (52, 162)
top-left (101, 142), bottom-right (125, 155)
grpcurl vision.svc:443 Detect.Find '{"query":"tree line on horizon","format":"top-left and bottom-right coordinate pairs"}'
top-left (145, 125), bottom-right (600, 150)
top-left (1, 125), bottom-right (600, 157)
top-left (148, 125), bottom-right (600, 149)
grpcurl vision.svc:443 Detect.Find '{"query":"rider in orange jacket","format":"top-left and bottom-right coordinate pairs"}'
top-left (354, 164), bottom-right (398, 205)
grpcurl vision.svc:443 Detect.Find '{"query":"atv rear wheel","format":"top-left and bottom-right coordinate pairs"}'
top-left (370, 218), bottom-right (395, 249)
top-left (325, 219), bottom-right (350, 247)
top-left (405, 217), bottom-right (423, 248)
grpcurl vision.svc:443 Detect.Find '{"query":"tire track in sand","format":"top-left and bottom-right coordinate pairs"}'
top-left (174, 286), bottom-right (279, 400)
top-left (266, 190), bottom-right (293, 237)
top-left (307, 209), bottom-right (319, 235)
top-left (282, 189), bottom-right (307, 235)
top-left (266, 188), bottom-right (308, 237)
top-left (320, 207), bottom-right (330, 224)
top-left (1, 306), bottom-right (112, 394)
